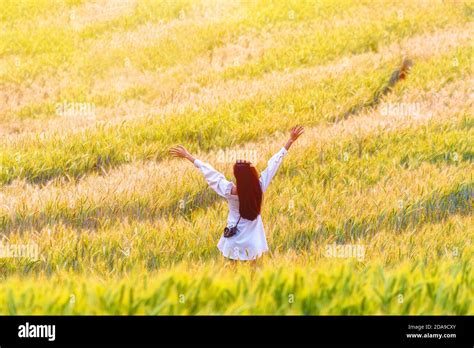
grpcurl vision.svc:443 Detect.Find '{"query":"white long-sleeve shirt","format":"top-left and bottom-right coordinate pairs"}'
top-left (194, 147), bottom-right (288, 260)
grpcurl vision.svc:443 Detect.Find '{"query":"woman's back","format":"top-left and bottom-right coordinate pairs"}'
top-left (169, 126), bottom-right (304, 261)
top-left (194, 147), bottom-right (289, 260)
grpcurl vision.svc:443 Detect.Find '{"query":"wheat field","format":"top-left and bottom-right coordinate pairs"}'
top-left (0, 0), bottom-right (472, 315)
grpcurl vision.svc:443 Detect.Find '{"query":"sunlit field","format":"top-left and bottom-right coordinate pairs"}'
top-left (0, 0), bottom-right (472, 315)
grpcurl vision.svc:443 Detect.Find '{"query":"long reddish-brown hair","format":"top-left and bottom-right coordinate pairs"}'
top-left (233, 162), bottom-right (262, 220)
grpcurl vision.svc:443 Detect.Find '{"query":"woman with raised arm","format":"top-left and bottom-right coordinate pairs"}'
top-left (169, 126), bottom-right (304, 261)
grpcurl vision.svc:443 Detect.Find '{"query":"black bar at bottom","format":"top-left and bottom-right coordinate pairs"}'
top-left (0, 315), bottom-right (472, 346)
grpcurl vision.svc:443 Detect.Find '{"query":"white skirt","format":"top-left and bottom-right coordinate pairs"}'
top-left (217, 216), bottom-right (269, 260)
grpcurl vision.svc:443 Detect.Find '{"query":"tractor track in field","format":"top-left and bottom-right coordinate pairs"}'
top-left (1, 24), bottom-right (472, 144)
top-left (0, 77), bottom-right (471, 233)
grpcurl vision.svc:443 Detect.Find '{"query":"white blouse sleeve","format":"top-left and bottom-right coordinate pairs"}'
top-left (194, 159), bottom-right (234, 198)
top-left (259, 147), bottom-right (288, 192)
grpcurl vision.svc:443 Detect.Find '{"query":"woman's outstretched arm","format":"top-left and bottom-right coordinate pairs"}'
top-left (169, 145), bottom-right (233, 198)
top-left (284, 125), bottom-right (304, 151)
top-left (259, 125), bottom-right (304, 192)
top-left (169, 145), bottom-right (196, 163)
